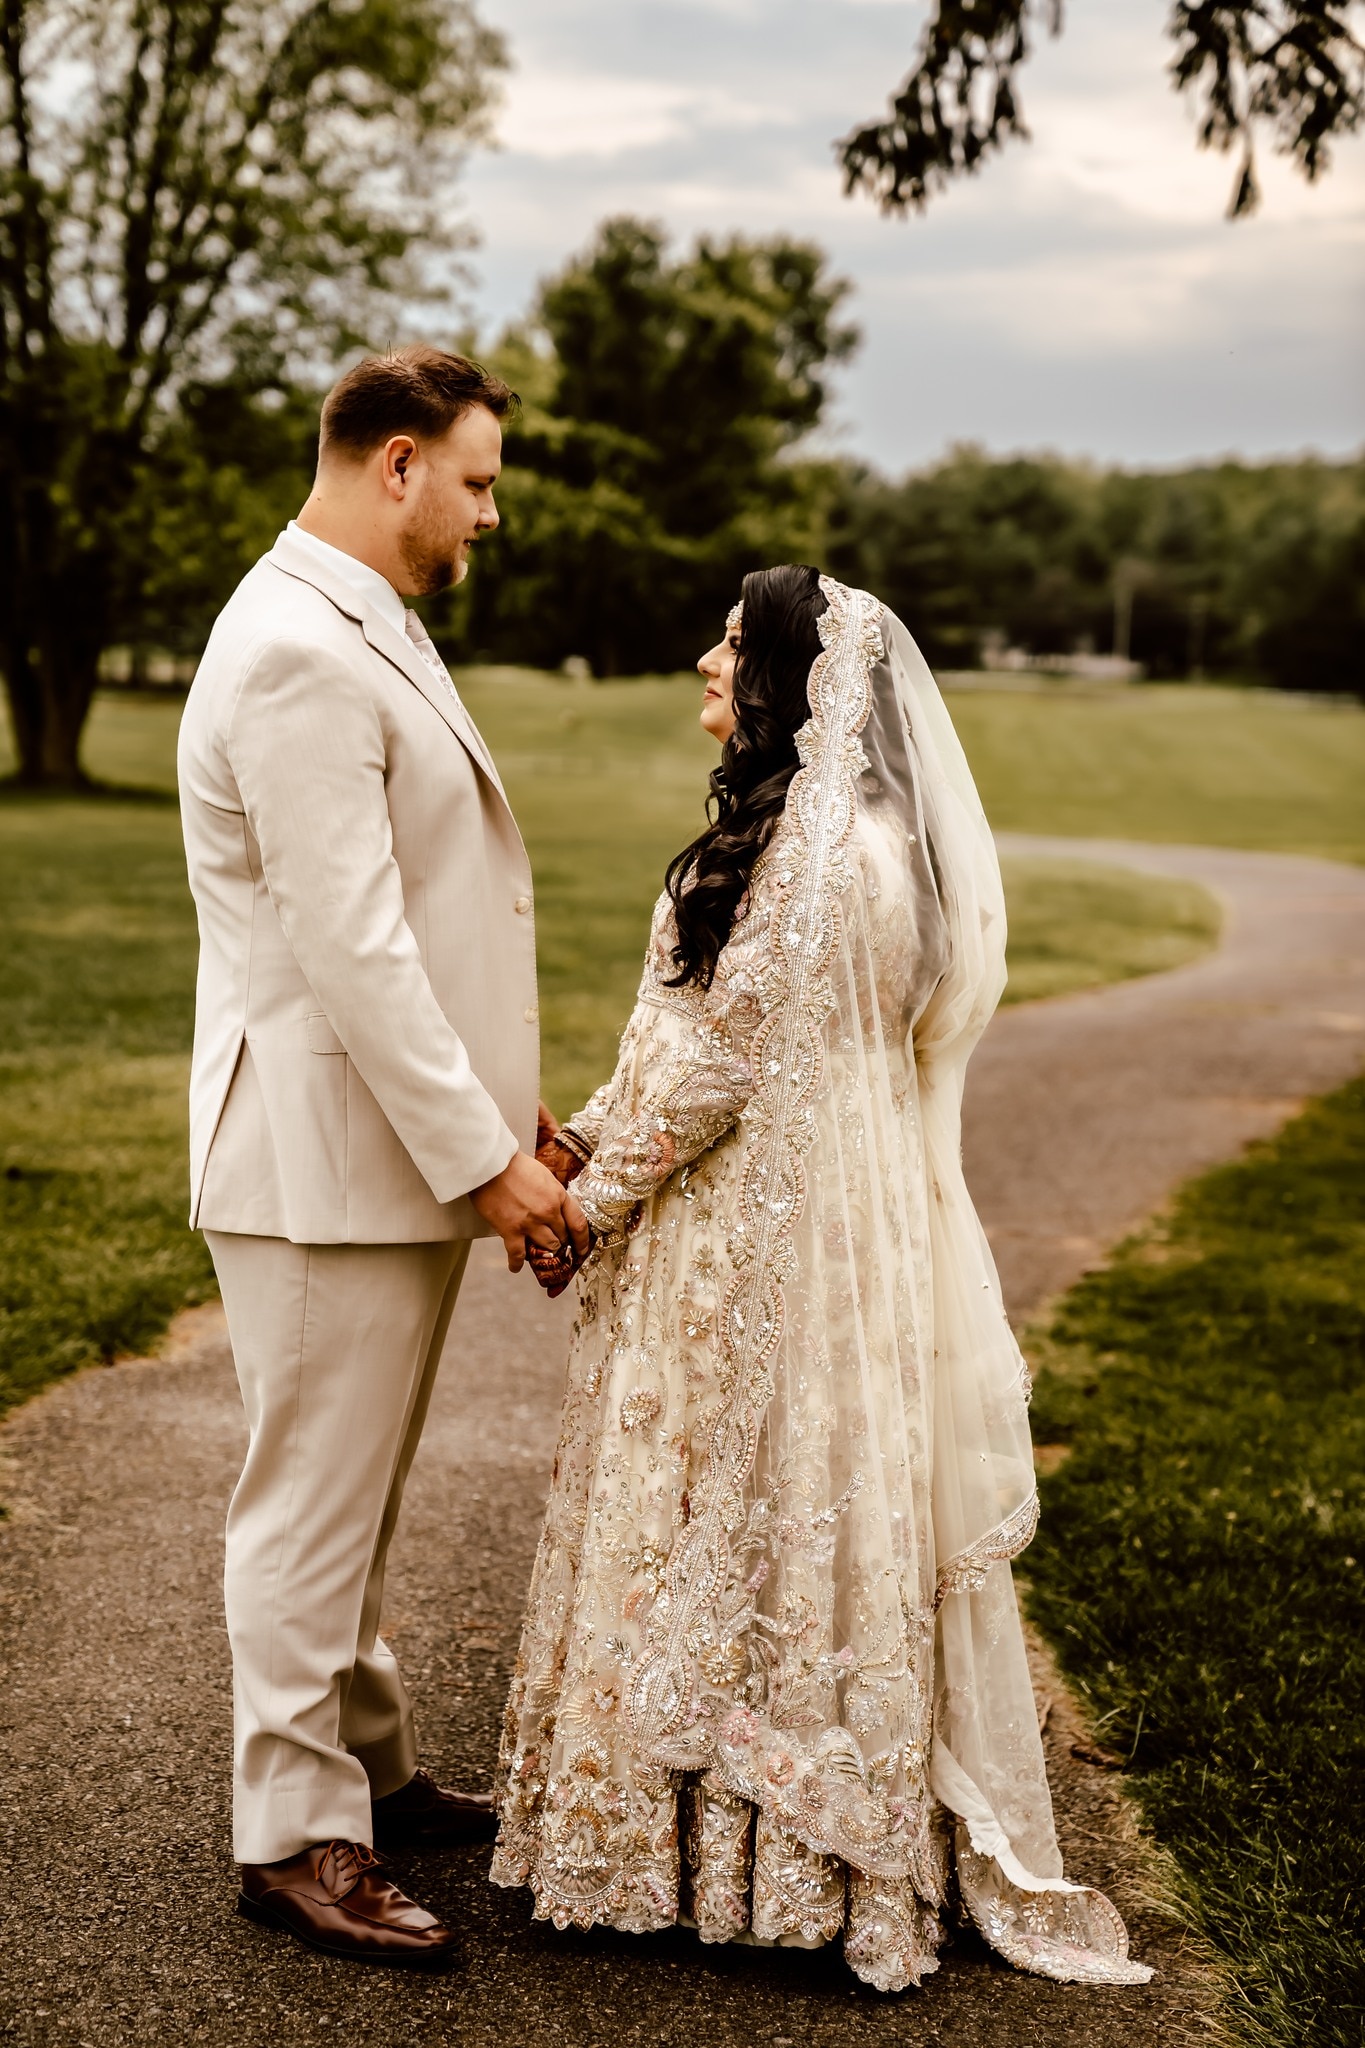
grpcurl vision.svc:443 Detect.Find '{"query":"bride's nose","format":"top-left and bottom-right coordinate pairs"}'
top-left (697, 642), bottom-right (721, 678)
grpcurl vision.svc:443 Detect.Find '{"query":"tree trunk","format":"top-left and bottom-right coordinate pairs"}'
top-left (1, 364), bottom-right (122, 789)
top-left (2, 633), bottom-right (100, 790)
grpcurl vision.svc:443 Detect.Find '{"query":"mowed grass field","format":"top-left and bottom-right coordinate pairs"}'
top-left (0, 793), bottom-right (217, 1410)
top-left (949, 678), bottom-right (1365, 864)
top-left (0, 670), bottom-right (1360, 1414)
top-left (456, 672), bottom-right (1232, 1112)
top-left (1024, 1080), bottom-right (1365, 2048)
top-left (3, 672), bottom-right (1364, 2041)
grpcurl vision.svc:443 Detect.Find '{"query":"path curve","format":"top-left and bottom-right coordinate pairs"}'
top-left (983, 837), bottom-right (1365, 1313)
top-left (4, 840), bottom-right (1363, 2048)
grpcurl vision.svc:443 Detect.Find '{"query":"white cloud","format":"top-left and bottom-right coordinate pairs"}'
top-left (493, 70), bottom-right (786, 160)
top-left (462, 0), bottom-right (1365, 466)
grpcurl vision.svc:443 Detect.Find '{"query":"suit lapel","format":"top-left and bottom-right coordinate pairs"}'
top-left (361, 610), bottom-right (507, 799)
top-left (266, 534), bottom-right (508, 802)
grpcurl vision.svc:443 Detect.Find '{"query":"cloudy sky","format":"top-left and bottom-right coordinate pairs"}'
top-left (457, 0), bottom-right (1365, 473)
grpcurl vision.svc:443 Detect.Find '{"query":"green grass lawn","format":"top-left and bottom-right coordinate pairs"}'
top-left (0, 795), bottom-right (216, 1413)
top-left (1023, 1079), bottom-right (1365, 2048)
top-left (3, 671), bottom-right (1358, 1415)
top-left (457, 672), bottom-right (1226, 1109)
top-left (2, 675), bottom-right (1362, 2041)
top-left (949, 679), bottom-right (1365, 865)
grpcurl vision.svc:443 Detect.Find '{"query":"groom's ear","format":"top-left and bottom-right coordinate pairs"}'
top-left (381, 434), bottom-right (419, 498)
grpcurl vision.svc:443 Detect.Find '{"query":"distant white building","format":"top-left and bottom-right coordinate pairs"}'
top-left (979, 631), bottom-right (1143, 682)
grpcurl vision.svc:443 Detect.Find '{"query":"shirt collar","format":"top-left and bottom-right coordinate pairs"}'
top-left (285, 521), bottom-right (407, 639)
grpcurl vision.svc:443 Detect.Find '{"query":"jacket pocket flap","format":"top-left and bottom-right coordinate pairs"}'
top-left (306, 1012), bottom-right (346, 1055)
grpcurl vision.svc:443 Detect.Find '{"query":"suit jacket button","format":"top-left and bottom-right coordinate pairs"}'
top-left (514, 894), bottom-right (532, 914)
top-left (524, 1005), bottom-right (539, 1023)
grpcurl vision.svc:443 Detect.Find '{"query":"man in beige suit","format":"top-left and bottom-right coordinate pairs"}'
top-left (179, 346), bottom-right (586, 1971)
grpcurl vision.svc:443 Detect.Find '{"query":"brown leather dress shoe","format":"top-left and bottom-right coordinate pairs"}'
top-left (237, 1840), bottom-right (458, 1970)
top-left (371, 1768), bottom-right (498, 1850)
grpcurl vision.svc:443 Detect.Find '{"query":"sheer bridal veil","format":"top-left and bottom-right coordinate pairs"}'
top-left (624, 579), bottom-right (1150, 1984)
top-left (497, 577), bottom-right (1149, 1991)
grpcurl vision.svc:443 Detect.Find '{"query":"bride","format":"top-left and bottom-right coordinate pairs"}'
top-left (492, 569), bottom-right (1150, 1993)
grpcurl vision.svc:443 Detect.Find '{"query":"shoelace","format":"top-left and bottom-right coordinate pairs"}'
top-left (317, 1840), bottom-right (382, 1891)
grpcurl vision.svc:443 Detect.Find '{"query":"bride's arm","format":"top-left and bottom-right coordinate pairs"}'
top-left (542, 881), bottom-right (770, 1244)
top-left (553, 1077), bottom-right (617, 1167)
top-left (569, 997), bottom-right (756, 1246)
top-left (534, 1016), bottom-right (645, 1191)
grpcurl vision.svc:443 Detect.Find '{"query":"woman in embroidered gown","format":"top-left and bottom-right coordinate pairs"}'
top-left (492, 569), bottom-right (1150, 1993)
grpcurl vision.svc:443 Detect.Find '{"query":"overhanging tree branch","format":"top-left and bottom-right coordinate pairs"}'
top-left (1170, 3), bottom-right (1365, 214)
top-left (838, 1), bottom-right (1365, 218)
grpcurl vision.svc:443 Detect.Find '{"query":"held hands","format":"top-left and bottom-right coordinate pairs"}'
top-left (525, 1238), bottom-right (580, 1297)
top-left (535, 1100), bottom-right (560, 1154)
top-left (470, 1138), bottom-right (589, 1280)
top-left (534, 1101), bottom-right (583, 1185)
top-left (527, 1100), bottom-right (591, 1295)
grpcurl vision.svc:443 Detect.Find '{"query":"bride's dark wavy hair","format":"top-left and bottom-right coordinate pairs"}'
top-left (665, 564), bottom-right (828, 990)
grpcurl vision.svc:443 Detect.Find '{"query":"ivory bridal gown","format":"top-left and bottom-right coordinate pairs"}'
top-left (492, 579), bottom-right (1150, 1994)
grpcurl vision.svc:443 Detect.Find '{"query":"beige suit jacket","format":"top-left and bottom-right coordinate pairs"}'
top-left (178, 530), bottom-right (538, 1243)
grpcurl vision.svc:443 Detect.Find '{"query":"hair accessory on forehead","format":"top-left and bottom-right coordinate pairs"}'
top-left (726, 601), bottom-right (743, 634)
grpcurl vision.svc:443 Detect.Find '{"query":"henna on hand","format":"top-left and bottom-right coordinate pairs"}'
top-left (537, 1136), bottom-right (586, 1186)
top-left (526, 1236), bottom-right (582, 1298)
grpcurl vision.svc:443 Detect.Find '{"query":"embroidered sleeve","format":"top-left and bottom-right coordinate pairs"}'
top-left (564, 878), bottom-right (776, 1245)
top-left (559, 1079), bottom-right (616, 1159)
top-left (572, 1028), bottom-right (755, 1246)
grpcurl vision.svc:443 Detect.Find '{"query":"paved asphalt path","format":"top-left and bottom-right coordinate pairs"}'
top-left (3, 841), bottom-right (1364, 2048)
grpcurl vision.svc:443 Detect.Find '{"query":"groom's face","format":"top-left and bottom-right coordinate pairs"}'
top-left (396, 405), bottom-right (503, 597)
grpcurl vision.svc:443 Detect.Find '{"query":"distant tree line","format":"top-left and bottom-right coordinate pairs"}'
top-left (13, 203), bottom-right (1363, 762)
top-left (824, 446), bottom-right (1365, 691)
top-left (430, 218), bottom-right (1363, 695)
top-left (6, 5), bottom-right (1362, 786)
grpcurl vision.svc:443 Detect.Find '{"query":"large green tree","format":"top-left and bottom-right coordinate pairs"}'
top-left (840, 2), bottom-right (1365, 219)
top-left (0, 0), bottom-right (504, 787)
top-left (441, 218), bottom-right (859, 675)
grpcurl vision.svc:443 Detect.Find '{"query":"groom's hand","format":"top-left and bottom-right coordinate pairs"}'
top-left (470, 1150), bottom-right (589, 1274)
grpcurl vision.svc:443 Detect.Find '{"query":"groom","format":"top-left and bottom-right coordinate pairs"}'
top-left (179, 344), bottom-right (587, 1969)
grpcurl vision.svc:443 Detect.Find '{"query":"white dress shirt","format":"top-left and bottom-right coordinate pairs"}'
top-left (286, 521), bottom-right (407, 637)
top-left (285, 521), bottom-right (463, 706)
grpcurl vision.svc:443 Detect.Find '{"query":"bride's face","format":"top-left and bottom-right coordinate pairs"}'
top-left (696, 616), bottom-right (741, 744)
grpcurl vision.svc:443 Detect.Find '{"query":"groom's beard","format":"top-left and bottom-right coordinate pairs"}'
top-left (399, 502), bottom-right (473, 596)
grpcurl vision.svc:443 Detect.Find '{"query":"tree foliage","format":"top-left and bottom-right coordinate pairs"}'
top-left (839, 2), bottom-right (1365, 219)
top-left (0, 0), bottom-right (505, 785)
top-left (431, 218), bottom-right (859, 675)
top-left (827, 446), bottom-right (1365, 691)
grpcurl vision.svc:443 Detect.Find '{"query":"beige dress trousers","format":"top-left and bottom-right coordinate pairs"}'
top-left (179, 526), bottom-right (539, 1862)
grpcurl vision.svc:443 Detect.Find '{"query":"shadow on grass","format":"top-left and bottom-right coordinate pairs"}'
top-left (0, 775), bottom-right (178, 805)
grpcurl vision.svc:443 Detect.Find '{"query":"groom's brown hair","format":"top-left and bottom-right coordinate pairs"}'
top-left (319, 345), bottom-right (516, 462)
